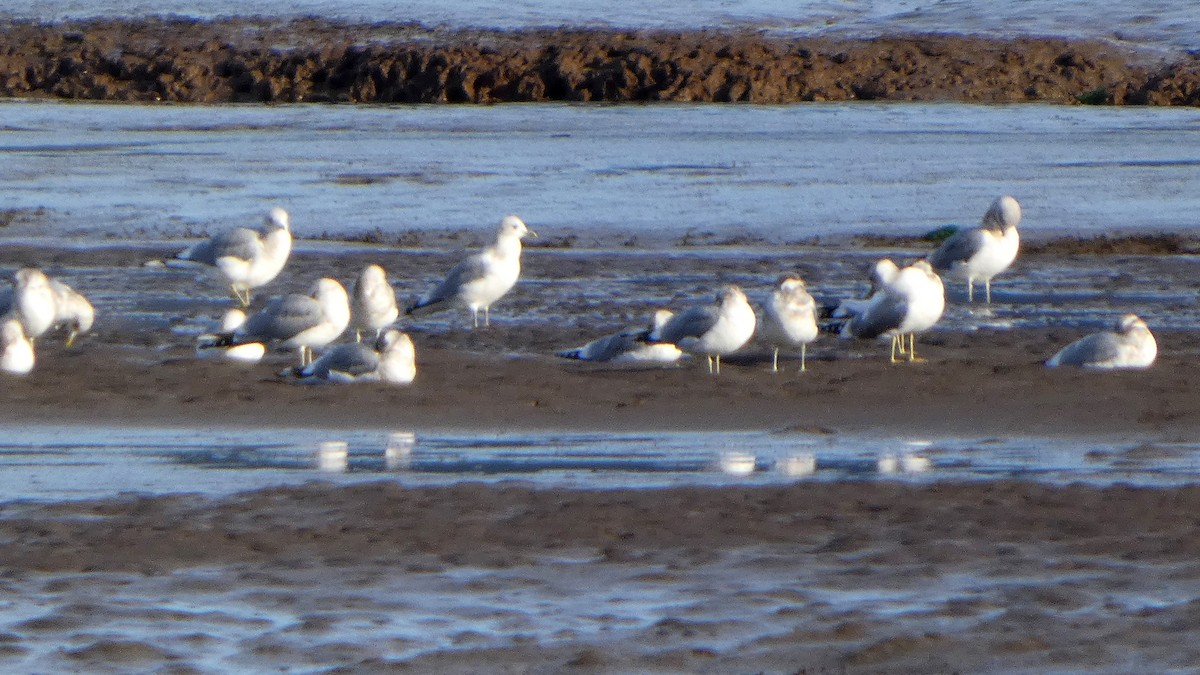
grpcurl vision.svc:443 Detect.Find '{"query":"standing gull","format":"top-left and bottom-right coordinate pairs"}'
top-left (48, 279), bottom-right (94, 347)
top-left (652, 285), bottom-right (757, 375)
top-left (2, 268), bottom-right (57, 342)
top-left (0, 319), bottom-right (34, 375)
top-left (928, 195), bottom-right (1021, 303)
top-left (201, 278), bottom-right (350, 365)
top-left (557, 309), bottom-right (683, 364)
top-left (351, 264), bottom-right (399, 342)
top-left (177, 207), bottom-right (293, 307)
top-left (761, 275), bottom-right (819, 373)
top-left (284, 329), bottom-right (417, 384)
top-left (840, 260), bottom-right (945, 363)
top-left (1045, 314), bottom-right (1157, 369)
top-left (405, 215), bottom-right (536, 328)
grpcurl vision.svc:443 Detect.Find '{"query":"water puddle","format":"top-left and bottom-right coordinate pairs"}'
top-left (3, 425), bottom-right (1200, 502)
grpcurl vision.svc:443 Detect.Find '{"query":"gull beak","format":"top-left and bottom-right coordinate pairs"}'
top-left (65, 331), bottom-right (77, 348)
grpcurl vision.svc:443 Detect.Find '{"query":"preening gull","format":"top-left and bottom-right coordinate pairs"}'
top-left (652, 285), bottom-right (757, 375)
top-left (284, 329), bottom-right (417, 384)
top-left (832, 259), bottom-right (900, 320)
top-left (406, 214), bottom-right (536, 328)
top-left (840, 260), bottom-right (945, 363)
top-left (48, 279), bottom-right (94, 347)
top-left (177, 207), bottom-right (292, 307)
top-left (1046, 314), bottom-right (1157, 369)
top-left (352, 264), bottom-right (399, 342)
top-left (928, 195), bottom-right (1021, 303)
top-left (3, 268), bottom-right (57, 341)
top-left (761, 275), bottom-right (819, 373)
top-left (200, 278), bottom-right (350, 365)
top-left (195, 309), bottom-right (266, 363)
top-left (557, 309), bottom-right (683, 364)
top-left (0, 319), bottom-right (34, 375)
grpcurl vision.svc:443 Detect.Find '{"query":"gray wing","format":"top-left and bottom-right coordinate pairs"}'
top-left (927, 227), bottom-right (987, 271)
top-left (561, 329), bottom-right (645, 361)
top-left (238, 294), bottom-right (322, 341)
top-left (412, 254), bottom-right (489, 310)
top-left (844, 291), bottom-right (907, 339)
top-left (304, 343), bottom-right (379, 378)
top-left (179, 228), bottom-right (261, 265)
top-left (1047, 332), bottom-right (1121, 367)
top-left (656, 305), bottom-right (720, 344)
top-left (0, 286), bottom-right (11, 316)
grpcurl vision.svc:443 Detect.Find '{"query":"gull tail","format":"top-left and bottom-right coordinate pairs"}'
top-left (404, 297), bottom-right (441, 316)
top-left (556, 347), bottom-right (586, 360)
top-left (196, 332), bottom-right (235, 350)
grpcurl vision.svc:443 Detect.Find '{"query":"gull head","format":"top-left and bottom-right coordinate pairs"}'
top-left (650, 308), bottom-right (675, 332)
top-left (14, 267), bottom-right (50, 289)
top-left (776, 275), bottom-right (807, 295)
top-left (1, 318), bottom-right (26, 344)
top-left (359, 263), bottom-right (388, 285)
top-left (717, 285), bottom-right (748, 307)
top-left (266, 207), bottom-right (291, 232)
top-left (869, 259), bottom-right (900, 291)
top-left (220, 308), bottom-right (249, 333)
top-left (1116, 313), bottom-right (1149, 335)
top-left (982, 195), bottom-right (1021, 231)
top-left (378, 329), bottom-right (415, 355)
top-left (311, 278), bottom-right (349, 304)
top-left (499, 214), bottom-right (536, 239)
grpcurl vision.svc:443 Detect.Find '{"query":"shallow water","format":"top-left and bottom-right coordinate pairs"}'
top-left (2, 0), bottom-right (1198, 53)
top-left (3, 101), bottom-right (1200, 245)
top-left (4, 425), bottom-right (1200, 503)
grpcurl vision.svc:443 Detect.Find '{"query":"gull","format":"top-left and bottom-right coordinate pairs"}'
top-left (831, 259), bottom-right (900, 320)
top-left (284, 329), bottom-right (417, 384)
top-left (200, 278), bottom-right (350, 365)
top-left (652, 285), bottom-right (757, 375)
top-left (0, 319), bottom-right (34, 375)
top-left (1045, 314), bottom-right (1157, 369)
top-left (177, 206), bottom-right (292, 307)
top-left (48, 279), bottom-right (94, 347)
top-left (195, 309), bottom-right (266, 363)
top-left (557, 309), bottom-right (683, 364)
top-left (2, 268), bottom-right (57, 342)
top-left (405, 214), bottom-right (536, 328)
top-left (760, 275), bottom-right (819, 373)
top-left (840, 260), bottom-right (945, 363)
top-left (351, 264), bottom-right (399, 342)
top-left (928, 195), bottom-right (1021, 303)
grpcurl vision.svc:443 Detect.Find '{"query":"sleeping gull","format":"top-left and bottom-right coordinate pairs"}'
top-left (840, 259), bottom-right (945, 363)
top-left (405, 214), bottom-right (536, 328)
top-left (557, 309), bottom-right (683, 364)
top-left (652, 285), bottom-right (757, 375)
top-left (48, 279), bottom-right (94, 347)
top-left (177, 206), bottom-right (292, 307)
top-left (352, 264), bottom-right (399, 342)
top-left (2, 268), bottom-right (57, 342)
top-left (283, 329), bottom-right (417, 384)
top-left (761, 275), bottom-right (819, 373)
top-left (0, 319), bottom-right (34, 375)
top-left (200, 278), bottom-right (350, 365)
top-left (195, 309), bottom-right (266, 363)
top-left (928, 195), bottom-right (1021, 303)
top-left (1045, 314), bottom-right (1157, 369)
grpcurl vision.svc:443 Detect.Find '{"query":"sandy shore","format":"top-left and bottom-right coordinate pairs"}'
top-left (2, 240), bottom-right (1199, 671)
top-left (1, 18), bottom-right (1200, 105)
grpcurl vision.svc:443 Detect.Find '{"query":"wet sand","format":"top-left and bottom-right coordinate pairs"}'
top-left (2, 240), bottom-right (1200, 670)
top-left (2, 18), bottom-right (1200, 105)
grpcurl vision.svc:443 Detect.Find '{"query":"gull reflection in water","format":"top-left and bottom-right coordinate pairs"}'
top-left (718, 451), bottom-right (757, 476)
top-left (385, 431), bottom-right (416, 470)
top-left (877, 453), bottom-right (931, 474)
top-left (776, 453), bottom-right (817, 477)
top-left (318, 440), bottom-right (349, 473)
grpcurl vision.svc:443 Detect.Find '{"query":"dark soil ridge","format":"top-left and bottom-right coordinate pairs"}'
top-left (1, 18), bottom-right (1199, 105)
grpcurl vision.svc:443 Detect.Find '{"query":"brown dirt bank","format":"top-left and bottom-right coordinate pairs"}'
top-left (1, 18), bottom-right (1199, 105)
top-left (1, 480), bottom-right (1195, 574)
